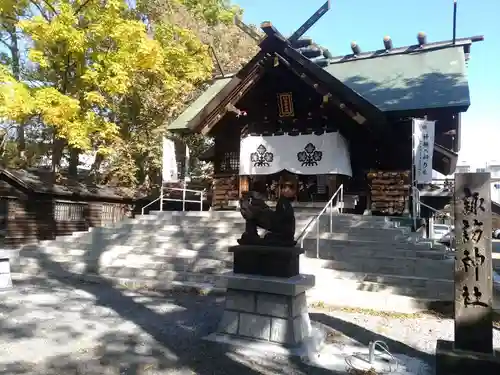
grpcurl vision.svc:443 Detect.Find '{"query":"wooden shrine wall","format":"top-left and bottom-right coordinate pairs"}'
top-left (5, 196), bottom-right (131, 246)
top-left (211, 121), bottom-right (240, 209)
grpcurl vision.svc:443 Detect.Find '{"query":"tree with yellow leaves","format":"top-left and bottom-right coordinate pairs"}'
top-left (0, 0), bottom-right (255, 187)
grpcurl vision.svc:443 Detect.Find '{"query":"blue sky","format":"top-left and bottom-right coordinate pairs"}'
top-left (235, 0), bottom-right (499, 168)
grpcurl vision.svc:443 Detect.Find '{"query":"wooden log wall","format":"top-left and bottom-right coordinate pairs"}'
top-left (212, 174), bottom-right (239, 210)
top-left (367, 170), bottom-right (411, 215)
top-left (4, 197), bottom-right (131, 247)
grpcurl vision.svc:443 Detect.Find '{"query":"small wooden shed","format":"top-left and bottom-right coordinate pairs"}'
top-left (0, 168), bottom-right (136, 247)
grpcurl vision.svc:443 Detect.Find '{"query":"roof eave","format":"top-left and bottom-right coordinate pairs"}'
top-left (327, 35), bottom-right (484, 66)
top-left (384, 103), bottom-right (470, 119)
top-left (185, 49), bottom-right (270, 135)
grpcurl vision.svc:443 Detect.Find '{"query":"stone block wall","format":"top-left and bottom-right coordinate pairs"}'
top-left (217, 288), bottom-right (311, 345)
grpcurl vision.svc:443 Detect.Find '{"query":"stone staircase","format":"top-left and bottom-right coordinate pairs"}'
top-left (6, 210), bottom-right (466, 312)
top-left (298, 214), bottom-right (457, 310)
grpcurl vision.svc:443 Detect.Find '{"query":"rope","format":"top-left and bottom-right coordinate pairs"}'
top-left (344, 340), bottom-right (400, 374)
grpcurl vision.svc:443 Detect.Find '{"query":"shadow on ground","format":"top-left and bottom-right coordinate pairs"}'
top-left (310, 312), bottom-right (434, 366)
top-left (2, 244), bottom-right (438, 374)
top-left (0, 273), bottom-right (336, 374)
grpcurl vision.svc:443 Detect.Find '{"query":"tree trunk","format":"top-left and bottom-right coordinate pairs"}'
top-left (68, 148), bottom-right (80, 177)
top-left (51, 137), bottom-right (65, 174)
top-left (8, 25), bottom-right (25, 159)
top-left (90, 153), bottom-right (104, 181)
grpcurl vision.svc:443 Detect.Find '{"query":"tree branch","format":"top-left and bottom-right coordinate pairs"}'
top-left (75, 0), bottom-right (95, 15)
top-left (39, 0), bottom-right (58, 16)
top-left (28, 0), bottom-right (51, 21)
top-left (0, 38), bottom-right (12, 50)
top-left (61, 53), bottom-right (71, 93)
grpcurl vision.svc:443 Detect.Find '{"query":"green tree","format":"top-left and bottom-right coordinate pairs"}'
top-left (0, 0), bottom-right (258, 189)
top-left (1, 0), bottom-right (164, 174)
top-left (104, 0), bottom-right (259, 187)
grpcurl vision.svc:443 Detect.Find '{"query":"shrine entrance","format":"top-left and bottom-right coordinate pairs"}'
top-left (245, 172), bottom-right (343, 204)
top-left (239, 131), bottom-right (351, 205)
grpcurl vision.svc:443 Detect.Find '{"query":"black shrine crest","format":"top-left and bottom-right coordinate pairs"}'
top-left (297, 143), bottom-right (322, 166)
top-left (251, 144), bottom-right (274, 167)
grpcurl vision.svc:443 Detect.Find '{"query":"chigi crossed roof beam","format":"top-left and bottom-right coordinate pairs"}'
top-left (195, 1), bottom-right (386, 136)
top-left (259, 15), bottom-right (386, 127)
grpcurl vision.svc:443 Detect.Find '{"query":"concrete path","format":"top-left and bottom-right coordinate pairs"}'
top-left (0, 277), bottom-right (339, 375)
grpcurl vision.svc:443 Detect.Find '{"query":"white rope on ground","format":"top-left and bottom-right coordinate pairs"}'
top-left (344, 340), bottom-right (400, 374)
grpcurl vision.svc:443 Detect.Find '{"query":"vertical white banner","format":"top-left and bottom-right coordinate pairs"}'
top-left (413, 118), bottom-right (435, 184)
top-left (162, 137), bottom-right (178, 182)
top-left (184, 144), bottom-right (190, 181)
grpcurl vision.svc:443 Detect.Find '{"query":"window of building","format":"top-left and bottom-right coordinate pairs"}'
top-left (217, 151), bottom-right (239, 173)
top-left (53, 203), bottom-right (85, 222)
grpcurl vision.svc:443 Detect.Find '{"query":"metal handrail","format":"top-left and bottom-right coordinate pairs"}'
top-left (141, 186), bottom-right (206, 215)
top-left (412, 186), bottom-right (451, 217)
top-left (412, 186), bottom-right (453, 240)
top-left (141, 197), bottom-right (161, 215)
top-left (297, 184), bottom-right (344, 255)
top-left (419, 200), bottom-right (447, 215)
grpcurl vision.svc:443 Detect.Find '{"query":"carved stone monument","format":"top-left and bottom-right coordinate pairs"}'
top-left (205, 182), bottom-right (317, 351)
top-left (436, 172), bottom-right (500, 374)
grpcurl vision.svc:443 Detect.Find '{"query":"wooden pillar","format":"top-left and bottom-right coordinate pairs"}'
top-left (453, 172), bottom-right (493, 353)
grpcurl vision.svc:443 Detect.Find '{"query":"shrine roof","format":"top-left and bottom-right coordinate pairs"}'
top-left (168, 76), bottom-right (234, 131)
top-left (324, 45), bottom-right (471, 114)
top-left (167, 36), bottom-right (481, 132)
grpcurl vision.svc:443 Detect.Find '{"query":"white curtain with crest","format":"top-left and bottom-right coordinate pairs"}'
top-left (239, 132), bottom-right (352, 176)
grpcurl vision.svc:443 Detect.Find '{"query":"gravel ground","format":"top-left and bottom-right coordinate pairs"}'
top-left (0, 277), bottom-right (499, 375)
top-left (310, 308), bottom-right (500, 356)
top-left (0, 278), bottom-right (338, 375)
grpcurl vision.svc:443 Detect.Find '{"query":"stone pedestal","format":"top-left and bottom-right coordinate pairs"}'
top-left (0, 251), bottom-right (12, 290)
top-left (214, 273), bottom-right (315, 348)
top-left (436, 340), bottom-right (500, 375)
top-left (229, 245), bottom-right (303, 278)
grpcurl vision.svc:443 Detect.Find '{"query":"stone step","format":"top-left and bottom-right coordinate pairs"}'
top-left (301, 237), bottom-right (437, 251)
top-left (304, 246), bottom-right (450, 261)
top-left (12, 249), bottom-right (232, 275)
top-left (318, 230), bottom-right (410, 242)
top-left (59, 227), bottom-right (412, 246)
top-left (10, 251), bottom-right (452, 302)
top-left (19, 243), bottom-right (453, 280)
top-left (10, 256), bottom-right (230, 288)
top-left (138, 211), bottom-right (314, 222)
top-left (52, 228), bottom-right (245, 244)
top-left (38, 235), bottom-right (243, 252)
top-left (141, 211), bottom-right (410, 228)
top-left (301, 255), bottom-right (454, 279)
top-left (299, 264), bottom-right (454, 301)
top-left (103, 219), bottom-right (313, 232)
top-left (10, 254), bottom-right (461, 313)
top-left (142, 211), bottom-right (401, 226)
top-left (21, 248), bottom-right (233, 268)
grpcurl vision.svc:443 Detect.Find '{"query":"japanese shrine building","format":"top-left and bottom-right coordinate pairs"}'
top-left (168, 22), bottom-right (483, 214)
